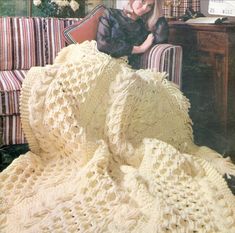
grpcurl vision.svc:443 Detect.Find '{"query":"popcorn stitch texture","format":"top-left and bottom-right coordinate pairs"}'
top-left (0, 41), bottom-right (235, 233)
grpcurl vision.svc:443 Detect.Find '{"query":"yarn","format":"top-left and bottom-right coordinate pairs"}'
top-left (0, 41), bottom-right (235, 233)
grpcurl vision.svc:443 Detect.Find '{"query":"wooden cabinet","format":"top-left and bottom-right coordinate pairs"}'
top-left (197, 31), bottom-right (226, 52)
top-left (169, 21), bottom-right (235, 151)
top-left (168, 22), bottom-right (235, 135)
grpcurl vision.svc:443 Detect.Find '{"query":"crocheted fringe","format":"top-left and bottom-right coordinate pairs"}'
top-left (192, 145), bottom-right (235, 177)
top-left (198, 157), bottom-right (235, 210)
top-left (212, 156), bottom-right (235, 177)
top-left (160, 76), bottom-right (193, 140)
top-left (139, 69), bottom-right (193, 141)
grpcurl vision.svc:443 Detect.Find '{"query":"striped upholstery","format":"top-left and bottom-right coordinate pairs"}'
top-left (140, 44), bottom-right (182, 88)
top-left (0, 17), bottom-right (78, 71)
top-left (0, 17), bottom-right (78, 146)
top-left (0, 17), bottom-right (46, 70)
top-left (0, 70), bottom-right (28, 145)
top-left (0, 70), bottom-right (27, 115)
top-left (1, 115), bottom-right (27, 145)
top-left (44, 18), bottom-right (79, 64)
top-left (163, 0), bottom-right (200, 17)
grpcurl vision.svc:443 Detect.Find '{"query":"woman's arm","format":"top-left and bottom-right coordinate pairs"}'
top-left (132, 33), bottom-right (154, 54)
top-left (153, 17), bottom-right (169, 44)
top-left (96, 9), bottom-right (133, 57)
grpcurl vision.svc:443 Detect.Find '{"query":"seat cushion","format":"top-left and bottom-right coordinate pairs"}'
top-left (0, 70), bottom-right (28, 145)
top-left (0, 115), bottom-right (26, 145)
top-left (63, 4), bottom-right (106, 44)
top-left (0, 70), bottom-right (27, 115)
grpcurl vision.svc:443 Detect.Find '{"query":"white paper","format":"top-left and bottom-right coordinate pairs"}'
top-left (186, 17), bottom-right (225, 24)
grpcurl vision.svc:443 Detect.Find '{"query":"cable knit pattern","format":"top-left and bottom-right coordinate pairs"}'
top-left (0, 41), bottom-right (235, 233)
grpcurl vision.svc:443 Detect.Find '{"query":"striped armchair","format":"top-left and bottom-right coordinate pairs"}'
top-left (140, 44), bottom-right (182, 87)
top-left (0, 16), bottom-right (182, 146)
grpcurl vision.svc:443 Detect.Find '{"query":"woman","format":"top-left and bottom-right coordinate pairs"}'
top-left (96, 0), bottom-right (168, 69)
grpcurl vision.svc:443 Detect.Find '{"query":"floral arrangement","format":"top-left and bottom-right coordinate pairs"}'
top-left (33, 0), bottom-right (84, 18)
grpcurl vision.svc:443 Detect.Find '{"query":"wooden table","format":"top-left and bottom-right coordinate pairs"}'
top-left (168, 21), bottom-right (235, 133)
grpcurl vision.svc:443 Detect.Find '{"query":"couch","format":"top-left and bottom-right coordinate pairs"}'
top-left (0, 16), bottom-right (182, 146)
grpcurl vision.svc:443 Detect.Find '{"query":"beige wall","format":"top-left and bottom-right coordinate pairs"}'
top-left (200, 0), bottom-right (209, 16)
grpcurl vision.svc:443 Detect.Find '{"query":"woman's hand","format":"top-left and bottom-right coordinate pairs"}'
top-left (132, 33), bottom-right (154, 54)
top-left (141, 33), bottom-right (154, 52)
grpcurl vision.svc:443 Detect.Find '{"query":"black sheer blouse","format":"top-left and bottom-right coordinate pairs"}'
top-left (96, 8), bottom-right (169, 68)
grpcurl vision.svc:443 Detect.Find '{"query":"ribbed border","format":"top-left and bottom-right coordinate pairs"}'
top-left (20, 68), bottom-right (40, 154)
top-left (197, 157), bottom-right (235, 209)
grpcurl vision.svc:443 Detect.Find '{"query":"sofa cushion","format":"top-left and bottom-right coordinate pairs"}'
top-left (0, 70), bottom-right (27, 115)
top-left (63, 4), bottom-right (106, 44)
top-left (44, 18), bottom-right (79, 64)
top-left (0, 17), bottom-right (79, 71)
top-left (0, 17), bottom-right (47, 70)
top-left (0, 70), bottom-right (28, 145)
top-left (0, 115), bottom-right (26, 145)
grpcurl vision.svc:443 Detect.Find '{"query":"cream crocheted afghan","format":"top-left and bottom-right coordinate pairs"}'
top-left (1, 41), bottom-right (235, 233)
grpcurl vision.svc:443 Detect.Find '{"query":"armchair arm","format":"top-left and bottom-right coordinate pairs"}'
top-left (140, 44), bottom-right (182, 88)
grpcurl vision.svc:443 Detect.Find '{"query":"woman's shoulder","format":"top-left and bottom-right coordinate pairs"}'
top-left (101, 8), bottom-right (131, 25)
top-left (102, 8), bottom-right (123, 18)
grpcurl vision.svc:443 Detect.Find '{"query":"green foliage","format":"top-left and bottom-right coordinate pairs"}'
top-left (0, 1), bottom-right (85, 17)
top-left (0, 1), bottom-right (28, 16)
top-left (0, 144), bottom-right (29, 172)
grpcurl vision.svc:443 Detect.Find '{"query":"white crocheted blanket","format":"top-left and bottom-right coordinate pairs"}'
top-left (1, 41), bottom-right (235, 233)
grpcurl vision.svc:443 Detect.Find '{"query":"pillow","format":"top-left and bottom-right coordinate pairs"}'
top-left (63, 4), bottom-right (106, 44)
